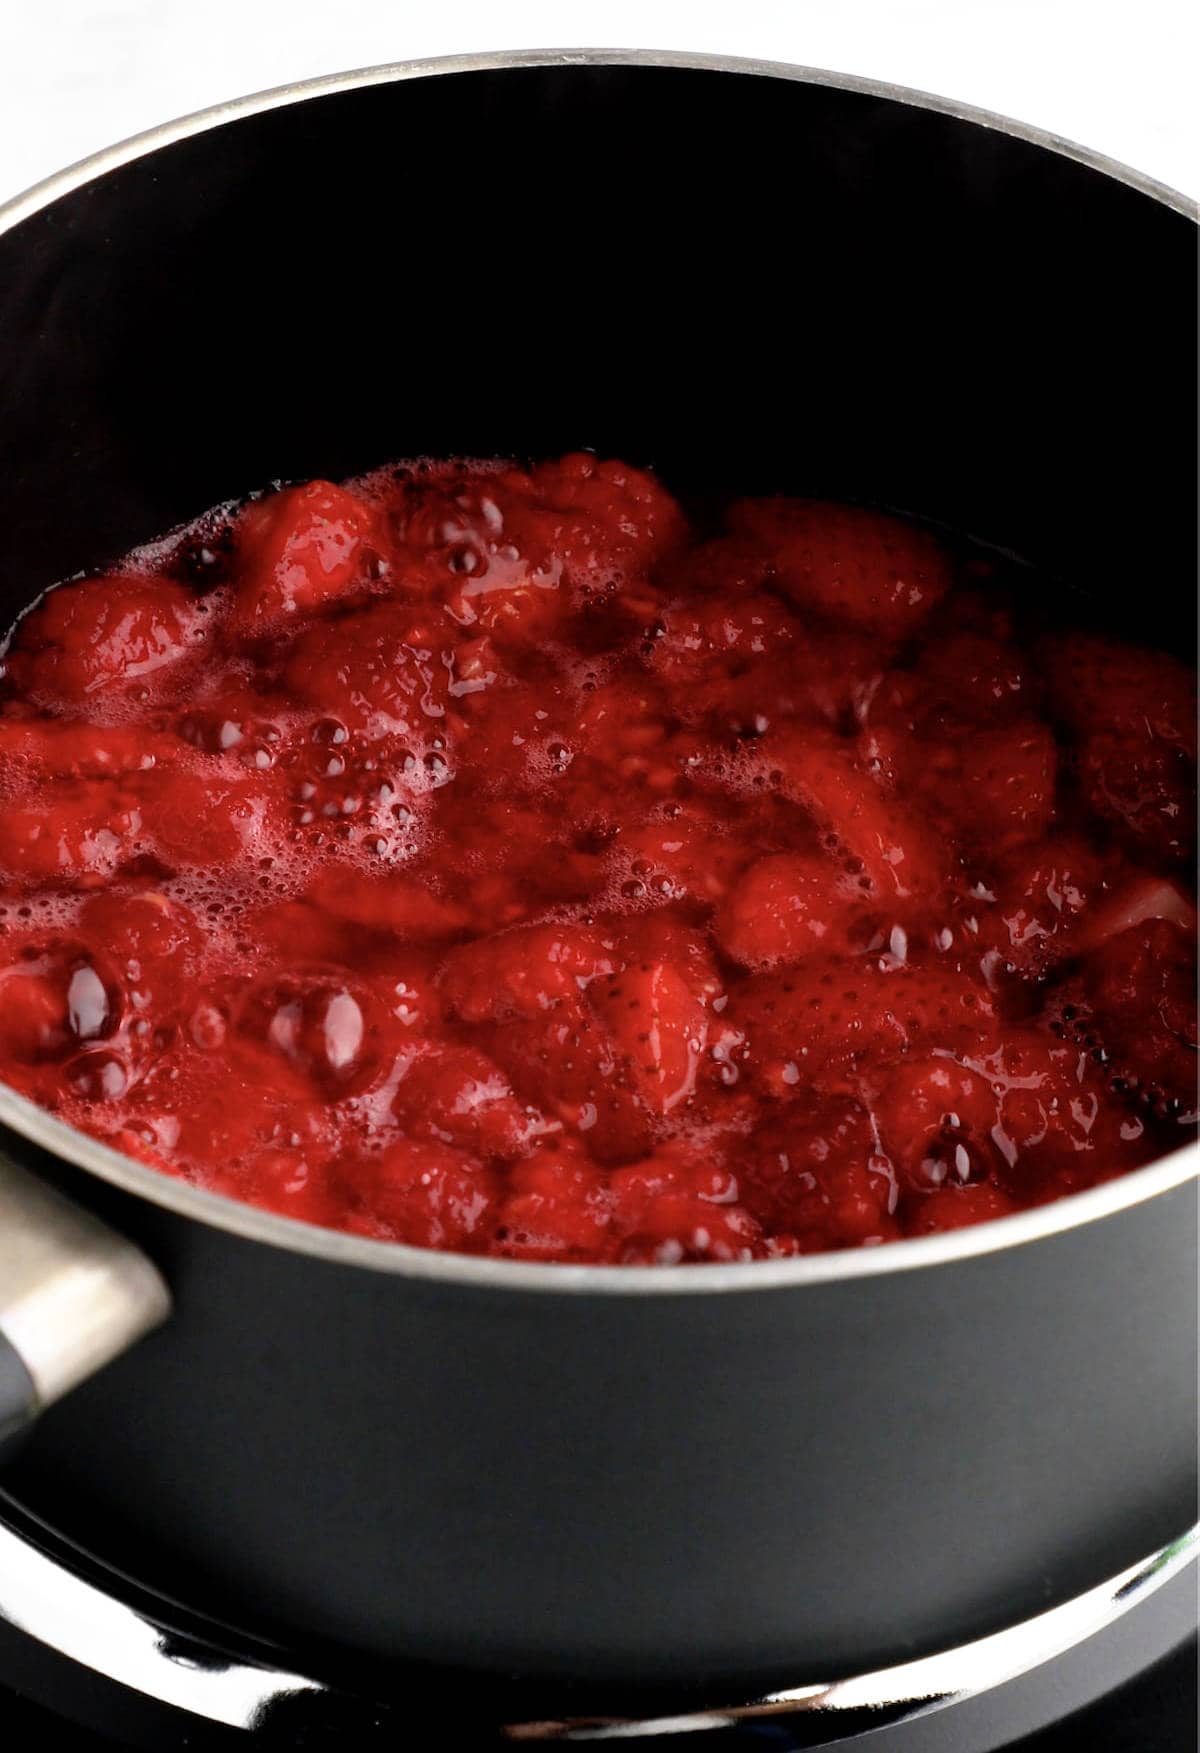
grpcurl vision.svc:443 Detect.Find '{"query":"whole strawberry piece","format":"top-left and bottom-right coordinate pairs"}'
top-left (979, 1033), bottom-right (1161, 1202)
top-left (439, 922), bottom-right (617, 1023)
top-left (1038, 632), bottom-right (1195, 754)
top-left (727, 499), bottom-right (952, 640)
top-left (734, 956), bottom-right (999, 1094)
top-left (1073, 919), bottom-right (1197, 1114)
top-left (4, 575), bottom-right (210, 707)
top-left (874, 1055), bottom-right (1000, 1194)
top-left (229, 480), bottom-right (388, 634)
top-left (1038, 632), bottom-right (1196, 865)
top-left (491, 1145), bottom-right (617, 1262)
top-left (715, 850), bottom-right (872, 969)
top-left (1079, 734), bottom-right (1195, 866)
top-left (610, 1143), bottom-right (763, 1263)
top-left (973, 835), bottom-right (1108, 976)
top-left (764, 723), bottom-right (948, 902)
top-left (737, 1101), bottom-right (899, 1249)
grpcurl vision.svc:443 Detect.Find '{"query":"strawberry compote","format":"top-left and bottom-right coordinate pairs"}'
top-left (0, 455), bottom-right (1194, 1263)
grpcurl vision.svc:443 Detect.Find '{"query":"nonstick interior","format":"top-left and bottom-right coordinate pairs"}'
top-left (0, 62), bottom-right (1195, 644)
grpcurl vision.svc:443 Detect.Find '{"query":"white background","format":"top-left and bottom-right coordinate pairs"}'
top-left (0, 0), bottom-right (1196, 207)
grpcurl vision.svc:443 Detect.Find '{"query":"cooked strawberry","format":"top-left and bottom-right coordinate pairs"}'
top-left (781, 629), bottom-right (885, 732)
top-left (737, 1102), bottom-right (898, 1248)
top-left (924, 583), bottom-right (1015, 642)
top-left (764, 723), bottom-right (947, 901)
top-left (0, 456), bottom-right (1192, 1263)
top-left (1038, 632), bottom-right (1196, 754)
top-left (904, 1182), bottom-right (1018, 1235)
top-left (399, 455), bottom-right (685, 641)
top-left (159, 1077), bottom-right (341, 1207)
top-left (565, 675), bottom-right (695, 802)
top-left (608, 915), bottom-right (724, 1004)
top-left (177, 683), bottom-right (292, 764)
top-left (390, 1042), bottom-right (553, 1160)
top-left (353, 1137), bottom-right (499, 1250)
top-left (951, 721), bottom-right (1058, 850)
top-left (862, 706), bottom-right (1056, 854)
top-left (283, 600), bottom-right (452, 742)
top-left (727, 499), bottom-right (951, 639)
top-left (615, 1200), bottom-right (763, 1263)
top-left (1039, 633), bottom-right (1196, 864)
top-left (1081, 872), bottom-right (1196, 947)
top-left (304, 865), bottom-right (466, 939)
top-left (911, 632), bottom-right (1039, 724)
top-left (0, 717), bottom-right (181, 782)
top-left (1064, 919), bottom-right (1198, 1112)
top-left (609, 1146), bottom-right (763, 1262)
top-left (887, 966), bottom-right (1149, 1233)
top-left (431, 795), bottom-right (600, 926)
top-left (575, 675), bottom-right (671, 758)
top-left (673, 629), bottom-right (883, 740)
top-left (969, 1033), bottom-right (1161, 1200)
top-left (443, 672), bottom-right (573, 798)
top-left (656, 535), bottom-right (774, 600)
top-left (395, 472), bottom-right (570, 641)
top-left (130, 767), bottom-right (281, 869)
top-left (476, 998), bottom-right (653, 1166)
top-left (859, 627), bottom-right (1038, 814)
top-left (735, 957), bottom-right (999, 1093)
top-left (578, 722), bottom-right (712, 803)
top-left (438, 630), bottom-right (500, 706)
top-left (363, 951), bottom-right (444, 1036)
top-left (609, 1142), bottom-right (741, 1219)
top-left (229, 1147), bottom-right (346, 1230)
top-left (0, 780), bottom-right (144, 883)
top-left (4, 575), bottom-right (209, 706)
top-left (513, 453), bottom-right (686, 590)
top-left (978, 836), bottom-right (1108, 974)
top-left (859, 667), bottom-right (935, 752)
top-left (715, 850), bottom-right (870, 969)
top-left (1078, 732), bottom-right (1195, 866)
top-left (79, 890), bottom-right (202, 995)
top-left (491, 1144), bottom-right (615, 1260)
top-left (394, 464), bottom-right (609, 641)
top-left (614, 810), bottom-right (751, 906)
top-left (283, 742), bottom-right (435, 864)
top-left (590, 955), bottom-right (707, 1115)
top-left (439, 923), bottom-right (618, 1023)
top-left (229, 480), bottom-right (387, 633)
top-left (106, 1125), bottom-right (177, 1176)
top-left (863, 636), bottom-right (1037, 782)
top-left (242, 899), bottom-right (359, 969)
top-left (649, 592), bottom-right (800, 687)
top-left (440, 524), bottom-right (572, 643)
top-left (874, 1056), bottom-right (1000, 1193)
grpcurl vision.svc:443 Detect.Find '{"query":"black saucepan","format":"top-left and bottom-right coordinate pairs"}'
top-left (0, 50), bottom-right (1194, 1704)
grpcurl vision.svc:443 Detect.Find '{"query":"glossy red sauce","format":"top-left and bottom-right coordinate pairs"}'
top-left (0, 455), bottom-right (1194, 1262)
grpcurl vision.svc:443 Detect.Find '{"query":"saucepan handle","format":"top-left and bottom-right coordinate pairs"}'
top-left (0, 1155), bottom-right (169, 1455)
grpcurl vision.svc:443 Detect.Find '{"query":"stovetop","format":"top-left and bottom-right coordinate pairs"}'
top-left (2, 1637), bottom-right (1195, 1751)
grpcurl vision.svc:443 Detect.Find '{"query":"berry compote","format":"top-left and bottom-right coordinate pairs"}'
top-left (0, 455), bottom-right (1194, 1263)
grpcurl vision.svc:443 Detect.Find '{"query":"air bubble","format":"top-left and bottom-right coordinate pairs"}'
top-left (312, 718), bottom-right (349, 747)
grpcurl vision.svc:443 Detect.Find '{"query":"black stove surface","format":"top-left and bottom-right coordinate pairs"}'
top-left (2, 1638), bottom-right (1195, 1752)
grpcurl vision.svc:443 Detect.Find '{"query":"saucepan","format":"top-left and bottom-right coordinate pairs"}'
top-left (0, 50), bottom-right (1194, 1702)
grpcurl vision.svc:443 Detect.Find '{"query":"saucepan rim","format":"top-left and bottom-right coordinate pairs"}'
top-left (0, 45), bottom-right (1194, 1297)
